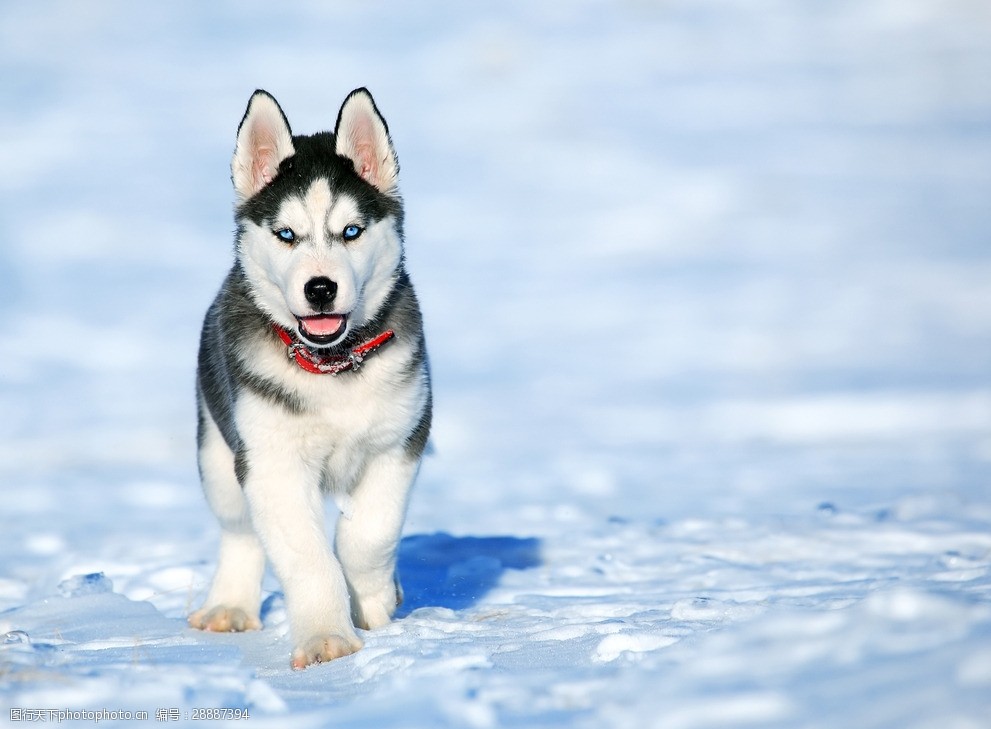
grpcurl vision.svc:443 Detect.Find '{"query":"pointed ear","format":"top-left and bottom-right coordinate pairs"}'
top-left (231, 90), bottom-right (294, 202)
top-left (334, 88), bottom-right (399, 193)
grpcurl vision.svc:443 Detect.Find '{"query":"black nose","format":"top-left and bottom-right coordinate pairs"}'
top-left (303, 277), bottom-right (338, 309)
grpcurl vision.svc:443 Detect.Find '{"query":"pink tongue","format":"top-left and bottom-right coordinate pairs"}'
top-left (301, 315), bottom-right (344, 336)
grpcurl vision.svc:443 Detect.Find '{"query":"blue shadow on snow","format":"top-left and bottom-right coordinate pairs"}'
top-left (396, 532), bottom-right (541, 616)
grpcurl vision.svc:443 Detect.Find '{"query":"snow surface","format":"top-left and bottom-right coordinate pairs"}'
top-left (2, 0), bottom-right (990, 726)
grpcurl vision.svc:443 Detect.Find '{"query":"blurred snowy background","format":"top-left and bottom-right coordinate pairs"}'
top-left (1, 1), bottom-right (989, 727)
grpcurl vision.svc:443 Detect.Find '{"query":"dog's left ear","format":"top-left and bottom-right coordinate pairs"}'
top-left (334, 88), bottom-right (399, 194)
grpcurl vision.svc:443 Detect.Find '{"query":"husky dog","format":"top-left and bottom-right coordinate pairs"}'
top-left (189, 88), bottom-right (431, 670)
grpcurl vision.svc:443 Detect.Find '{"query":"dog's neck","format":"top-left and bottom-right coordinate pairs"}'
top-left (272, 324), bottom-right (395, 375)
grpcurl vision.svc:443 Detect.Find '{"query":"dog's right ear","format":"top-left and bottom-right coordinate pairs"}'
top-left (231, 90), bottom-right (294, 202)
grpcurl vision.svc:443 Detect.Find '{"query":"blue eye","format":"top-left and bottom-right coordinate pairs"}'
top-left (275, 228), bottom-right (295, 242)
top-left (342, 225), bottom-right (363, 241)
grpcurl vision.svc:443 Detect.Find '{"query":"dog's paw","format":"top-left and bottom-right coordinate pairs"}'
top-left (188, 606), bottom-right (261, 633)
top-left (290, 633), bottom-right (363, 670)
top-left (354, 583), bottom-right (402, 630)
top-left (354, 601), bottom-right (394, 631)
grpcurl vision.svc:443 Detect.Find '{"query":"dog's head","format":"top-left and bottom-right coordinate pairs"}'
top-left (231, 89), bottom-right (404, 348)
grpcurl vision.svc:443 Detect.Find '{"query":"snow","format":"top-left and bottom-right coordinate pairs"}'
top-left (1, 0), bottom-right (990, 726)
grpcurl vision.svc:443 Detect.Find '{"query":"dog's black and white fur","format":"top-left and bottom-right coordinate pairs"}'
top-left (189, 89), bottom-right (431, 669)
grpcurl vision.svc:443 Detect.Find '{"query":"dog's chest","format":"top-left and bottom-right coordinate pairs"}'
top-left (300, 364), bottom-right (420, 490)
top-left (302, 371), bottom-right (398, 441)
top-left (308, 338), bottom-right (419, 426)
top-left (232, 330), bottom-right (424, 490)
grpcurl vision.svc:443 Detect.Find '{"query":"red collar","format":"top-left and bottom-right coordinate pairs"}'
top-left (273, 324), bottom-right (395, 375)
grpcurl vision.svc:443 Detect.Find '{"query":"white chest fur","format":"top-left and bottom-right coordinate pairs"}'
top-left (233, 331), bottom-right (427, 496)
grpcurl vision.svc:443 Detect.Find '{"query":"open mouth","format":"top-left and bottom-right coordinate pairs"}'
top-left (296, 314), bottom-right (348, 346)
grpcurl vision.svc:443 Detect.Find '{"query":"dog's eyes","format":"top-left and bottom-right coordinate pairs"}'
top-left (342, 225), bottom-right (363, 242)
top-left (274, 228), bottom-right (296, 243)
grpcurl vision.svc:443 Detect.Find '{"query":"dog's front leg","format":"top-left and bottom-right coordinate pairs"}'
top-left (335, 448), bottom-right (419, 630)
top-left (189, 405), bottom-right (265, 633)
top-left (237, 400), bottom-right (362, 669)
